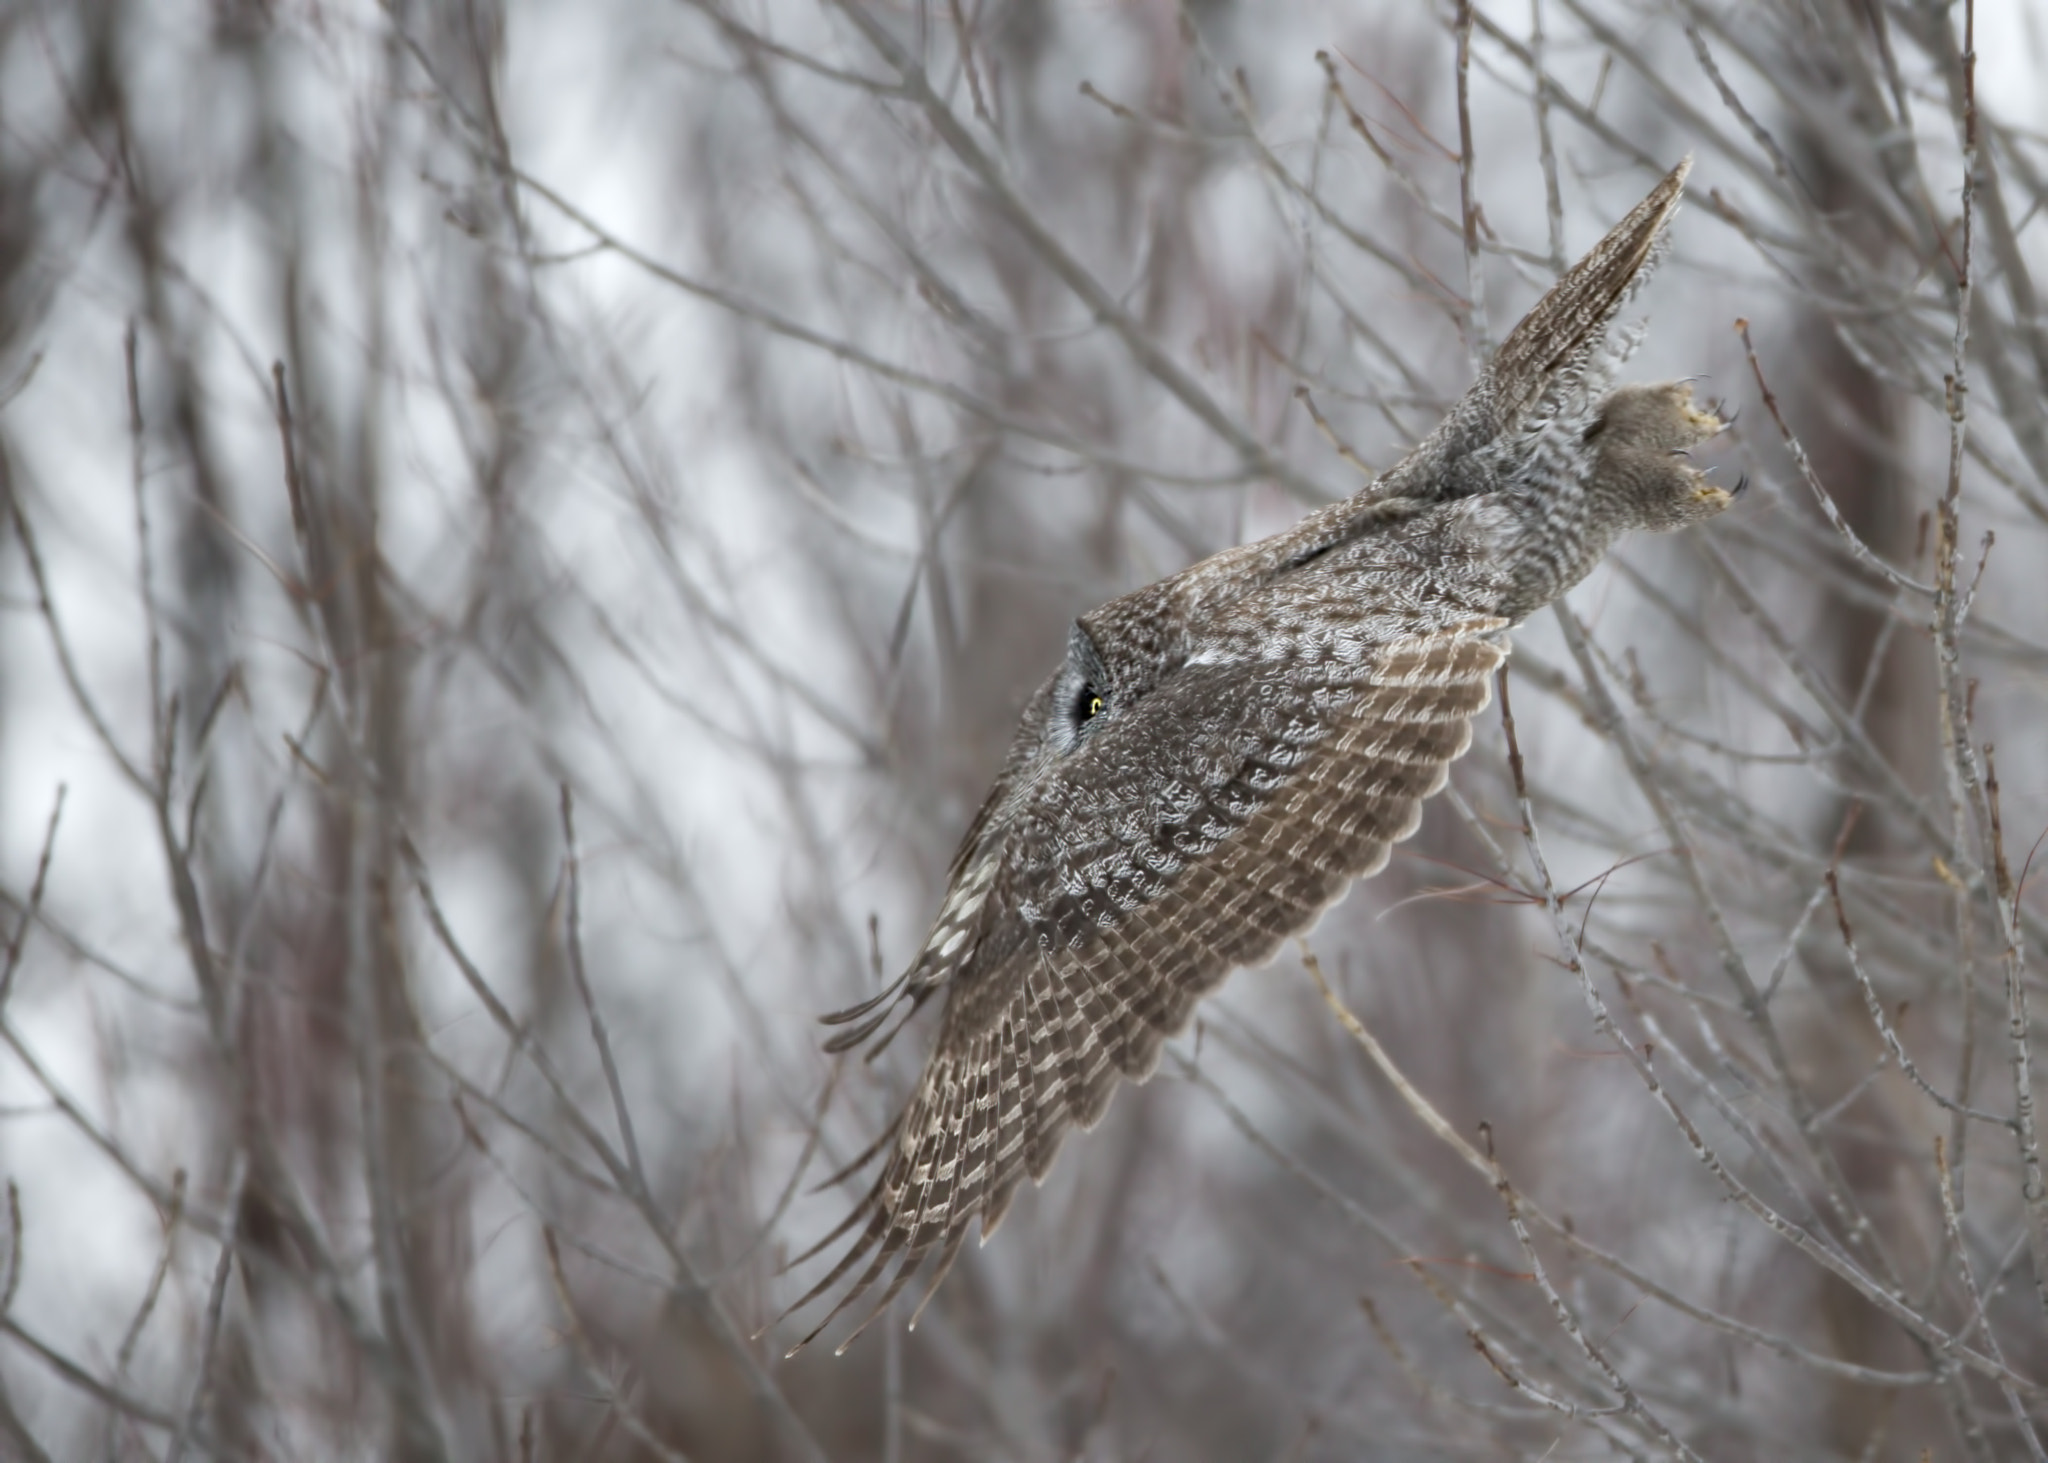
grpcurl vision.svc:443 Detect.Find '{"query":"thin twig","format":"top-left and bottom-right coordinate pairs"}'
top-left (1529, 0), bottom-right (1565, 271)
top-left (1455, 0), bottom-right (1489, 364)
top-left (1827, 869), bottom-right (2011, 1128)
top-left (1293, 386), bottom-right (1377, 479)
top-left (1496, 667), bottom-right (2042, 1400)
top-left (1481, 1124), bottom-right (1706, 1463)
top-left (0, 786), bottom-right (64, 1010)
top-left (1984, 751), bottom-right (2048, 1317)
top-left (830, 0), bottom-right (1333, 504)
top-left (111, 1168), bottom-right (186, 1386)
top-left (1302, 921), bottom-right (1936, 1391)
top-left (1735, 318), bottom-right (1933, 595)
top-left (124, 323), bottom-right (168, 770)
top-left (1935, 1138), bottom-right (2048, 1461)
top-left (4, 494), bottom-right (149, 792)
top-left (164, 1151), bottom-right (246, 1463)
top-left (559, 784), bottom-right (649, 1195)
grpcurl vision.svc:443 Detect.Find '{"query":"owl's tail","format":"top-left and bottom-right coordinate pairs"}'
top-left (1483, 156), bottom-right (1691, 434)
top-left (1358, 157), bottom-right (1690, 514)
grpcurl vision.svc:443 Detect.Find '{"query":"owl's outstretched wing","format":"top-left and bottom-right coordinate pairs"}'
top-left (785, 623), bottom-right (1505, 1353)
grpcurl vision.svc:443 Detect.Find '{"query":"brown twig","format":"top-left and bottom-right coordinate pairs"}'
top-left (1735, 318), bottom-right (1933, 595)
top-left (1453, 0), bottom-right (1489, 364)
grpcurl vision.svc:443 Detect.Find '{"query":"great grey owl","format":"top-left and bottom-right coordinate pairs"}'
top-left (788, 158), bottom-right (1731, 1353)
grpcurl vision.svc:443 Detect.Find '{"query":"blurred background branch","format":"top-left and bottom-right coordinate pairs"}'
top-left (0, 0), bottom-right (2044, 1457)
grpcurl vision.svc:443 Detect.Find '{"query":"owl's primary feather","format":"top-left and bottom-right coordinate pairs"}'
top-left (789, 158), bottom-right (1731, 1353)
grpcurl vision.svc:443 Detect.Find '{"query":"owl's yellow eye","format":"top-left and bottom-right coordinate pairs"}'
top-left (1074, 685), bottom-right (1105, 726)
top-left (1087, 695), bottom-right (1104, 718)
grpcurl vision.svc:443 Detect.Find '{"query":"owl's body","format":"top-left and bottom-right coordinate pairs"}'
top-left (789, 160), bottom-right (1731, 1352)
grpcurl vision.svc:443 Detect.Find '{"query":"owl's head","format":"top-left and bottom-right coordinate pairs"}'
top-left (976, 588), bottom-right (1198, 830)
top-left (1041, 619), bottom-right (1117, 758)
top-left (1008, 597), bottom-right (1179, 756)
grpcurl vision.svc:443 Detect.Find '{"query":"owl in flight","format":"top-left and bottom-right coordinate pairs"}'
top-left (788, 159), bottom-right (1731, 1353)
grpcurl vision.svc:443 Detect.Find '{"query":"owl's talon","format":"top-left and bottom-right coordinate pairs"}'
top-left (1732, 472), bottom-right (1750, 498)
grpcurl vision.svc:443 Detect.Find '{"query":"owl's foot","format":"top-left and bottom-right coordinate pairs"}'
top-left (1592, 380), bottom-right (1726, 451)
top-left (1587, 381), bottom-right (1742, 532)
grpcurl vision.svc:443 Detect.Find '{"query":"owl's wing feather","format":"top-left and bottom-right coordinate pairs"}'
top-left (786, 623), bottom-right (1506, 1353)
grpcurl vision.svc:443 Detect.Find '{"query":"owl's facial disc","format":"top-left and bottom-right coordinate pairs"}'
top-left (1043, 620), bottom-right (1117, 754)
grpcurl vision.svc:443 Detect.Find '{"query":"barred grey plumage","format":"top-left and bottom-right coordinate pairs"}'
top-left (787, 158), bottom-right (1733, 1354)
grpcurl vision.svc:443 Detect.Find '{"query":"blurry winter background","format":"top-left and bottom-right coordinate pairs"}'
top-left (1, 0), bottom-right (2046, 1458)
